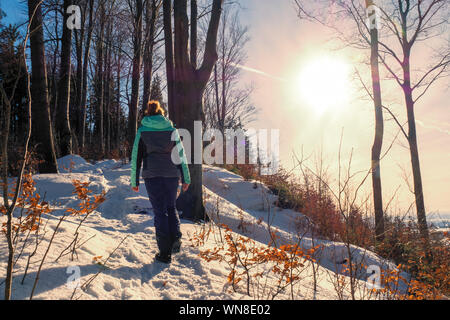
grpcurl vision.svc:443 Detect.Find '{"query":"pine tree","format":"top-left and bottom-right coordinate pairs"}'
top-left (149, 74), bottom-right (165, 110)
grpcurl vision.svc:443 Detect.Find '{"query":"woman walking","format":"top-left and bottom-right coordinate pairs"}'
top-left (131, 100), bottom-right (190, 264)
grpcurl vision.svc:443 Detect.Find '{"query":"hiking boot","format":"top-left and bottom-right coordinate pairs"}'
top-left (155, 252), bottom-right (171, 264)
top-left (172, 239), bottom-right (181, 254)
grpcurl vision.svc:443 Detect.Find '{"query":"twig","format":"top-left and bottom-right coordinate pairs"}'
top-left (29, 214), bottom-right (67, 300)
top-left (74, 235), bottom-right (130, 299)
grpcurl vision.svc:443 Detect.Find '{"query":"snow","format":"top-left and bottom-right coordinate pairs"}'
top-left (0, 155), bottom-right (407, 300)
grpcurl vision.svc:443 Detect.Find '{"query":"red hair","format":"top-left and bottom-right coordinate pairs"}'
top-left (145, 100), bottom-right (165, 116)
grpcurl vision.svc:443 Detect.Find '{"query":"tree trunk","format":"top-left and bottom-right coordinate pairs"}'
top-left (1, 84), bottom-right (14, 300)
top-left (214, 64), bottom-right (221, 129)
top-left (166, 0), bottom-right (223, 221)
top-left (116, 52), bottom-right (122, 149)
top-left (73, 14), bottom-right (83, 152)
top-left (220, 14), bottom-right (226, 131)
top-left (401, 41), bottom-right (430, 253)
top-left (142, 0), bottom-right (159, 111)
top-left (403, 83), bottom-right (430, 248)
top-left (80, 0), bottom-right (94, 151)
top-left (105, 22), bottom-right (113, 155)
top-left (94, 1), bottom-right (107, 156)
top-left (366, 0), bottom-right (384, 243)
top-left (73, 0), bottom-right (90, 153)
top-left (174, 81), bottom-right (206, 219)
top-left (95, 39), bottom-right (105, 155)
top-left (4, 199), bottom-right (14, 300)
top-left (28, 0), bottom-right (58, 173)
top-left (127, 0), bottom-right (143, 156)
top-left (50, 11), bottom-right (60, 131)
top-left (190, 0), bottom-right (198, 68)
top-left (398, 0), bottom-right (431, 257)
top-left (56, 0), bottom-right (73, 157)
top-left (163, 0), bottom-right (175, 121)
top-left (95, 2), bottom-right (106, 155)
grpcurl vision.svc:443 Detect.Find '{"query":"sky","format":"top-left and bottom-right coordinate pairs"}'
top-left (1, 0), bottom-right (449, 215)
top-left (237, 0), bottom-right (450, 216)
top-left (1, 0), bottom-right (26, 25)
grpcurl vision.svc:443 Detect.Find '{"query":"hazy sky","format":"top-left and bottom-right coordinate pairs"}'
top-left (237, 0), bottom-right (450, 215)
top-left (1, 0), bottom-right (449, 214)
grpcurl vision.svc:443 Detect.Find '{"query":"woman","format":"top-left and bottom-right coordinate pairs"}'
top-left (131, 100), bottom-right (190, 264)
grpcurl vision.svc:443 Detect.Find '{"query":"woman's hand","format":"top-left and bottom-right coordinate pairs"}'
top-left (182, 183), bottom-right (190, 192)
top-left (132, 186), bottom-right (139, 192)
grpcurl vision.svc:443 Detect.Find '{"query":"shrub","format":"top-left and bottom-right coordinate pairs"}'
top-left (193, 223), bottom-right (319, 299)
top-left (1, 172), bottom-right (106, 299)
top-left (220, 163), bottom-right (448, 299)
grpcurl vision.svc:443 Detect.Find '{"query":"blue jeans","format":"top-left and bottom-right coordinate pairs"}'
top-left (144, 177), bottom-right (181, 255)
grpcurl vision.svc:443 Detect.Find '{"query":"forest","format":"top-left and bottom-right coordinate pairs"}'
top-left (0, 0), bottom-right (449, 302)
top-left (0, 0), bottom-right (255, 167)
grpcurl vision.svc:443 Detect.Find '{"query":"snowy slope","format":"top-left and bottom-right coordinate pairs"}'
top-left (0, 156), bottom-right (405, 300)
top-left (202, 166), bottom-right (407, 281)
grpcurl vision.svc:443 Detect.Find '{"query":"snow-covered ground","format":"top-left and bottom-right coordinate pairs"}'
top-left (0, 155), bottom-right (405, 300)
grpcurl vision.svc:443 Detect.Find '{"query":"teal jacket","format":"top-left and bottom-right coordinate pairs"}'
top-left (131, 115), bottom-right (191, 187)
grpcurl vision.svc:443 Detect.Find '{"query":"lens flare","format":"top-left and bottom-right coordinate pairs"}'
top-left (297, 56), bottom-right (351, 115)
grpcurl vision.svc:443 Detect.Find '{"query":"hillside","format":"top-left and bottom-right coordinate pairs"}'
top-left (0, 155), bottom-right (406, 300)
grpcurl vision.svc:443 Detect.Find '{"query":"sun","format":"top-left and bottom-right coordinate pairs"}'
top-left (296, 56), bottom-right (351, 115)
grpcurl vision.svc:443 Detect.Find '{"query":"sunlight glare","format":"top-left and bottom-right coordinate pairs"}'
top-left (297, 56), bottom-right (351, 115)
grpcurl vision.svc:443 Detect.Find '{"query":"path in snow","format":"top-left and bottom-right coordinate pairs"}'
top-left (0, 155), bottom-right (407, 300)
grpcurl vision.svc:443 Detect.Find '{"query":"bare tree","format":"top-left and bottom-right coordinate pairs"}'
top-left (163, 0), bottom-right (175, 118)
top-left (202, 6), bottom-right (256, 132)
top-left (1, 77), bottom-right (17, 301)
top-left (75, 0), bottom-right (95, 151)
top-left (104, 18), bottom-right (113, 155)
top-left (127, 0), bottom-right (144, 155)
top-left (141, 0), bottom-right (162, 111)
top-left (94, 0), bottom-right (107, 155)
top-left (163, 0), bottom-right (223, 220)
top-left (77, 0), bottom-right (95, 149)
top-left (365, 0), bottom-right (385, 242)
top-left (1, 3), bottom-right (35, 299)
top-left (56, 0), bottom-right (74, 157)
top-left (294, 0), bottom-right (450, 252)
top-left (28, 0), bottom-right (58, 173)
